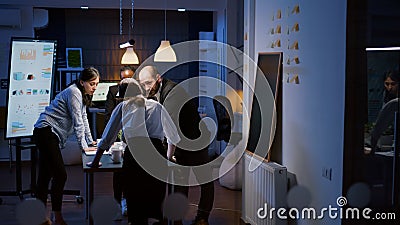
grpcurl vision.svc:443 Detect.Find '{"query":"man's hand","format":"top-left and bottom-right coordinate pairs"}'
top-left (168, 155), bottom-right (177, 163)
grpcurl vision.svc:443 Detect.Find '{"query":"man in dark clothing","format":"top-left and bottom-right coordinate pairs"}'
top-left (138, 65), bottom-right (214, 225)
top-left (105, 66), bottom-right (135, 124)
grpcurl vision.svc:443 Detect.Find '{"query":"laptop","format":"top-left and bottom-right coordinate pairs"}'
top-left (92, 81), bottom-right (118, 108)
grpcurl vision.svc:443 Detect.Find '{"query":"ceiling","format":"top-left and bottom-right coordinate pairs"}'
top-left (1, 0), bottom-right (226, 11)
top-left (2, 0), bottom-right (400, 46)
top-left (368, 0), bottom-right (400, 16)
top-left (2, 0), bottom-right (399, 17)
top-left (367, 0), bottom-right (400, 46)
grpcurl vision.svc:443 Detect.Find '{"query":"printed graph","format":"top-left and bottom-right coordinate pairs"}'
top-left (20, 49), bottom-right (36, 60)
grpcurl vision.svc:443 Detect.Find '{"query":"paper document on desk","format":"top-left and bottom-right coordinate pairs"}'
top-left (84, 149), bottom-right (111, 155)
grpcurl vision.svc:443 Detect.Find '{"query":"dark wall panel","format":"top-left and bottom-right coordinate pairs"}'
top-left (36, 9), bottom-right (212, 83)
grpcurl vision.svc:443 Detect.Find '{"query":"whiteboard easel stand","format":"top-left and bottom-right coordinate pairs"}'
top-left (0, 137), bottom-right (37, 204)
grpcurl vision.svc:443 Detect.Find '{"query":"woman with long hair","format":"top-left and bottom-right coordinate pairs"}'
top-left (34, 67), bottom-right (100, 225)
top-left (87, 78), bottom-right (180, 225)
top-left (382, 70), bottom-right (400, 104)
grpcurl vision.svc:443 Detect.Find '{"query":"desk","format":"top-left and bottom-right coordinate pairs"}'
top-left (82, 153), bottom-right (123, 225)
top-left (365, 152), bottom-right (397, 207)
top-left (88, 107), bottom-right (105, 140)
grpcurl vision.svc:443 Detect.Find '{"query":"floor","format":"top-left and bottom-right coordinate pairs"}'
top-left (0, 159), bottom-right (242, 225)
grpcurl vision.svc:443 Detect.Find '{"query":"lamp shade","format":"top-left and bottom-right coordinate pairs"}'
top-left (121, 47), bottom-right (139, 65)
top-left (154, 40), bottom-right (177, 62)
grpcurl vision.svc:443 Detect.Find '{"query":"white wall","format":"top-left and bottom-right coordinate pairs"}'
top-left (245, 0), bottom-right (346, 224)
top-left (0, 5), bottom-right (34, 106)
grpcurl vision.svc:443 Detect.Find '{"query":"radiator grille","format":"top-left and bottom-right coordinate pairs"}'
top-left (243, 152), bottom-right (287, 225)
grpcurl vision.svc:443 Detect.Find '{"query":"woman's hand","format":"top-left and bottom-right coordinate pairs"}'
top-left (86, 161), bottom-right (102, 167)
top-left (84, 147), bottom-right (97, 152)
top-left (89, 141), bottom-right (97, 147)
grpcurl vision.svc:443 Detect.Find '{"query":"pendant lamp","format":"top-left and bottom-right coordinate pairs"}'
top-left (154, 0), bottom-right (177, 62)
top-left (120, 0), bottom-right (139, 65)
top-left (121, 47), bottom-right (139, 64)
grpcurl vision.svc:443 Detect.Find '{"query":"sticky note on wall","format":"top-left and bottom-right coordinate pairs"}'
top-left (292, 4), bottom-right (300, 14)
top-left (277, 9), bottom-right (282, 19)
top-left (289, 74), bottom-right (300, 84)
top-left (270, 41), bottom-right (275, 48)
top-left (294, 56), bottom-right (300, 64)
top-left (291, 23), bottom-right (299, 32)
top-left (275, 39), bottom-right (281, 47)
top-left (290, 41), bottom-right (299, 50)
top-left (276, 25), bottom-right (281, 34)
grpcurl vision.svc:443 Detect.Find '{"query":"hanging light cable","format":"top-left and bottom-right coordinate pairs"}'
top-left (154, 0), bottom-right (177, 62)
top-left (121, 0), bottom-right (139, 65)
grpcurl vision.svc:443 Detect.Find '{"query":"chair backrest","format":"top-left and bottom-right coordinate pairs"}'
top-left (212, 95), bottom-right (234, 143)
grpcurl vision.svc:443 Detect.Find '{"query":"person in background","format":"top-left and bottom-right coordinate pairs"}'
top-left (104, 66), bottom-right (134, 218)
top-left (105, 66), bottom-right (135, 123)
top-left (138, 65), bottom-right (214, 225)
top-left (34, 67), bottom-right (100, 225)
top-left (370, 98), bottom-right (398, 153)
top-left (382, 70), bottom-right (400, 105)
top-left (366, 71), bottom-right (400, 154)
top-left (87, 78), bottom-right (180, 225)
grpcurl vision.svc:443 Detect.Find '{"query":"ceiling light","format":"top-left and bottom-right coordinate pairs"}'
top-left (120, 0), bottom-right (139, 65)
top-left (154, 40), bottom-right (177, 62)
top-left (366, 47), bottom-right (400, 51)
top-left (177, 8), bottom-right (186, 12)
top-left (121, 47), bottom-right (139, 64)
top-left (154, 0), bottom-right (177, 62)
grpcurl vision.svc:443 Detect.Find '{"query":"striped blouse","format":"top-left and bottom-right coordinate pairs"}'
top-left (34, 83), bottom-right (93, 150)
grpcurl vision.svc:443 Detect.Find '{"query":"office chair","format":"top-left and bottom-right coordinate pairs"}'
top-left (212, 95), bottom-right (241, 146)
top-left (213, 96), bottom-right (243, 190)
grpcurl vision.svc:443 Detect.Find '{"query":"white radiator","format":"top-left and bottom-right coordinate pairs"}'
top-left (243, 151), bottom-right (287, 225)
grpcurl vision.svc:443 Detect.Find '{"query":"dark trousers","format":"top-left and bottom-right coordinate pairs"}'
top-left (113, 171), bottom-right (124, 204)
top-left (173, 181), bottom-right (214, 219)
top-left (113, 135), bottom-right (124, 204)
top-left (123, 137), bottom-right (167, 225)
top-left (173, 148), bottom-right (215, 220)
top-left (33, 126), bottom-right (67, 212)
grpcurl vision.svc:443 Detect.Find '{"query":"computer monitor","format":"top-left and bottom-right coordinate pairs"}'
top-left (92, 81), bottom-right (118, 102)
